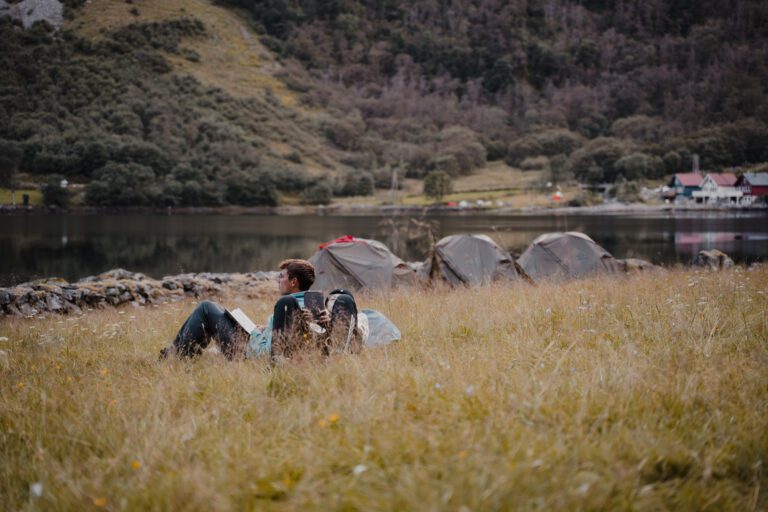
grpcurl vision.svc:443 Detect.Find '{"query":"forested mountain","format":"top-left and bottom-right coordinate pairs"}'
top-left (2, 0), bottom-right (768, 206)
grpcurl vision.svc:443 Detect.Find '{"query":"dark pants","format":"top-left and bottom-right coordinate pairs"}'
top-left (272, 293), bottom-right (358, 357)
top-left (168, 293), bottom-right (358, 359)
top-left (169, 300), bottom-right (243, 359)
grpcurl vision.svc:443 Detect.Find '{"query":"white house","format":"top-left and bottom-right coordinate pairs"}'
top-left (691, 173), bottom-right (741, 203)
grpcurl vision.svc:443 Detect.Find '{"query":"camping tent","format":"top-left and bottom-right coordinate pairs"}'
top-left (517, 232), bottom-right (620, 281)
top-left (308, 236), bottom-right (414, 292)
top-left (423, 234), bottom-right (521, 286)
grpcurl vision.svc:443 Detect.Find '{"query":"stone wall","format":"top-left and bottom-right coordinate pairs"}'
top-left (0, 269), bottom-right (278, 317)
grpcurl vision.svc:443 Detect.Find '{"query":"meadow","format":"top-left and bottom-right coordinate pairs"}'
top-left (1, 267), bottom-right (766, 510)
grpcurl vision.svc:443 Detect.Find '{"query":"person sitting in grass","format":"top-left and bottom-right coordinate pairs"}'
top-left (160, 259), bottom-right (360, 360)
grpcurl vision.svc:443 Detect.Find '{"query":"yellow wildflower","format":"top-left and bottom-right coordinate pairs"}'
top-left (329, 414), bottom-right (340, 425)
top-left (99, 368), bottom-right (108, 376)
top-left (93, 497), bottom-right (107, 507)
top-left (131, 460), bottom-right (142, 470)
top-left (318, 419), bottom-right (327, 428)
top-left (16, 382), bottom-right (24, 390)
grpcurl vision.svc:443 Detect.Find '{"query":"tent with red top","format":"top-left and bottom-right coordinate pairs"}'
top-left (308, 236), bottom-right (415, 292)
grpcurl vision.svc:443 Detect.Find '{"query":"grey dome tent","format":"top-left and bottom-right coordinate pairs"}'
top-left (423, 234), bottom-right (522, 286)
top-left (308, 236), bottom-right (415, 292)
top-left (517, 231), bottom-right (620, 282)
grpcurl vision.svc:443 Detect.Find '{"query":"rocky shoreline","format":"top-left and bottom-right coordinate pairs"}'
top-left (0, 247), bottom-right (748, 318)
top-left (0, 269), bottom-right (278, 318)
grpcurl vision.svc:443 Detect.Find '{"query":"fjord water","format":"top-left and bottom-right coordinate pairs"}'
top-left (1, 212), bottom-right (767, 286)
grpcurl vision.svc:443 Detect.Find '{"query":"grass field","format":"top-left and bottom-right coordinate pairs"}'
top-left (333, 164), bottom-right (570, 208)
top-left (1, 268), bottom-right (767, 510)
top-left (0, 189), bottom-right (42, 206)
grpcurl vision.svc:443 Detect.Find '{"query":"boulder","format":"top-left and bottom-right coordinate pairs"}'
top-left (46, 293), bottom-right (64, 311)
top-left (692, 249), bottom-right (734, 270)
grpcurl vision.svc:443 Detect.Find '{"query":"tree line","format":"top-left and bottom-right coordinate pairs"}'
top-left (223, 0), bottom-right (768, 182)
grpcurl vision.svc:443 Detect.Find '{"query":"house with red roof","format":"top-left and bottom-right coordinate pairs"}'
top-left (735, 172), bottom-right (768, 203)
top-left (692, 173), bottom-right (741, 203)
top-left (666, 173), bottom-right (703, 198)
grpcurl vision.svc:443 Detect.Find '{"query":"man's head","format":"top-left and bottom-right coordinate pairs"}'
top-left (277, 259), bottom-right (315, 294)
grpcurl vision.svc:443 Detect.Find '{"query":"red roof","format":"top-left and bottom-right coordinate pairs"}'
top-left (708, 173), bottom-right (738, 186)
top-left (674, 173), bottom-right (703, 186)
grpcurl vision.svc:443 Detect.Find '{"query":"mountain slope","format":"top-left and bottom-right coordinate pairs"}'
top-left (2, 0), bottom-right (768, 207)
top-left (1, 0), bottom-right (356, 207)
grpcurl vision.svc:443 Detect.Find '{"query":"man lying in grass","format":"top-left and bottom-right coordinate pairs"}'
top-left (160, 259), bottom-right (361, 360)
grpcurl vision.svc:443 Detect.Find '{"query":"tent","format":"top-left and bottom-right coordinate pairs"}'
top-left (423, 234), bottom-right (522, 286)
top-left (308, 236), bottom-right (414, 292)
top-left (517, 232), bottom-right (620, 281)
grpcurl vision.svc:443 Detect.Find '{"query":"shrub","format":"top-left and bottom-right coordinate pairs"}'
top-left (613, 152), bottom-right (664, 180)
top-left (429, 153), bottom-right (460, 176)
top-left (41, 175), bottom-right (70, 207)
top-left (663, 151), bottom-right (682, 175)
top-left (323, 117), bottom-right (363, 151)
top-left (567, 191), bottom-right (603, 207)
top-left (113, 141), bottom-right (176, 176)
top-left (520, 156), bottom-right (550, 171)
top-left (434, 127), bottom-right (486, 175)
top-left (611, 115), bottom-right (666, 143)
top-left (483, 139), bottom-right (508, 161)
top-left (506, 129), bottom-right (583, 166)
top-left (224, 172), bottom-right (278, 206)
top-left (301, 181), bottom-right (333, 205)
top-left (335, 171), bottom-right (374, 197)
top-left (169, 163), bottom-right (223, 206)
top-left (0, 139), bottom-right (22, 195)
top-left (423, 170), bottom-right (453, 202)
top-left (373, 167), bottom-right (399, 189)
top-left (610, 180), bottom-right (643, 203)
top-left (568, 137), bottom-right (633, 184)
top-left (549, 154), bottom-right (572, 184)
top-left (86, 162), bottom-right (158, 206)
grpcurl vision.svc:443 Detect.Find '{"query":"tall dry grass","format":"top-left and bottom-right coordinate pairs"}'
top-left (1, 267), bottom-right (767, 510)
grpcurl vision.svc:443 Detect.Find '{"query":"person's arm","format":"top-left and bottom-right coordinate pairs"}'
top-left (246, 315), bottom-right (274, 357)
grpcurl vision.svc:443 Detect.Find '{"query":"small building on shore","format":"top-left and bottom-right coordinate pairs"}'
top-left (692, 173), bottom-right (741, 203)
top-left (735, 172), bottom-right (768, 204)
top-left (667, 173), bottom-right (703, 199)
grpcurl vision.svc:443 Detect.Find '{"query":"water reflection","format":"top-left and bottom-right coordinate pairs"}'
top-left (1, 212), bottom-right (766, 286)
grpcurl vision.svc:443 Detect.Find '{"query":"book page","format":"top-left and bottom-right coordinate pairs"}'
top-left (228, 308), bottom-right (257, 335)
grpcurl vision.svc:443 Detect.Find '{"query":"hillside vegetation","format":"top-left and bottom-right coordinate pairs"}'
top-left (2, 0), bottom-right (768, 206)
top-left (0, 1), bottom-right (348, 207)
top-left (1, 268), bottom-right (766, 509)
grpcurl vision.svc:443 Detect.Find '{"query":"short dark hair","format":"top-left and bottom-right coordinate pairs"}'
top-left (279, 259), bottom-right (315, 291)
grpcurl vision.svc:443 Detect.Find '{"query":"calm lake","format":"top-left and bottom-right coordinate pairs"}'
top-left (2, 211), bottom-right (767, 286)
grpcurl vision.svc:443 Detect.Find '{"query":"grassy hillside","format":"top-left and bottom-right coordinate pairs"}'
top-left (67, 0), bottom-right (294, 104)
top-left (0, 1), bottom-right (354, 208)
top-left (2, 0), bottom-right (768, 207)
top-left (1, 268), bottom-right (766, 509)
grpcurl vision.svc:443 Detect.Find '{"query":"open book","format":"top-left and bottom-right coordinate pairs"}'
top-left (226, 308), bottom-right (258, 335)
